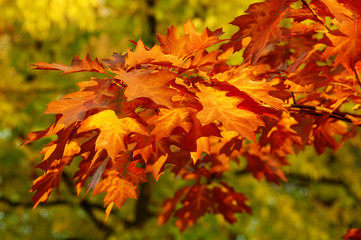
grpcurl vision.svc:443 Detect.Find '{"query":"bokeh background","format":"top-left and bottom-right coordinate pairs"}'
top-left (1, 0), bottom-right (361, 239)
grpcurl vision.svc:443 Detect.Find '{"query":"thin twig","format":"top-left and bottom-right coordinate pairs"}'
top-left (353, 66), bottom-right (361, 87)
top-left (301, 0), bottom-right (331, 31)
top-left (285, 103), bottom-right (361, 123)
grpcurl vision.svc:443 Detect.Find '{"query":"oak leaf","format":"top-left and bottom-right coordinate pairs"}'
top-left (227, 0), bottom-right (294, 64)
top-left (77, 110), bottom-right (148, 160)
top-left (324, 19), bottom-right (361, 70)
top-left (243, 144), bottom-right (287, 184)
top-left (212, 183), bottom-right (251, 223)
top-left (173, 184), bottom-right (213, 232)
top-left (117, 68), bottom-right (178, 109)
top-left (45, 78), bottom-right (118, 128)
top-left (31, 141), bottom-right (81, 208)
top-left (157, 20), bottom-right (223, 59)
top-left (214, 66), bottom-right (285, 110)
top-left (32, 53), bottom-right (105, 74)
top-left (196, 84), bottom-right (264, 141)
top-left (147, 107), bottom-right (194, 141)
top-left (93, 159), bottom-right (147, 220)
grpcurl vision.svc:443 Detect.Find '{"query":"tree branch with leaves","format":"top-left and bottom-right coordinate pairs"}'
top-left (23, 0), bottom-right (361, 238)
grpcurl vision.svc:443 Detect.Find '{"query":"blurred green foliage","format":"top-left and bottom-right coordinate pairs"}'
top-left (1, 0), bottom-right (361, 239)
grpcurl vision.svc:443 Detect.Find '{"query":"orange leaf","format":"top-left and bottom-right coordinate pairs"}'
top-left (147, 107), bottom-right (194, 141)
top-left (324, 19), bottom-right (361, 70)
top-left (196, 84), bottom-right (264, 141)
top-left (117, 68), bottom-right (177, 109)
top-left (227, 0), bottom-right (293, 64)
top-left (93, 160), bottom-right (147, 215)
top-left (125, 40), bottom-right (181, 68)
top-left (77, 110), bottom-right (148, 160)
top-left (244, 144), bottom-right (287, 184)
top-left (145, 154), bottom-right (168, 181)
top-left (45, 79), bottom-right (118, 128)
top-left (157, 20), bottom-right (223, 59)
top-left (215, 66), bottom-right (285, 110)
top-left (30, 141), bottom-right (81, 208)
top-left (158, 186), bottom-right (190, 226)
top-left (183, 20), bottom-right (224, 54)
top-left (32, 53), bottom-right (105, 74)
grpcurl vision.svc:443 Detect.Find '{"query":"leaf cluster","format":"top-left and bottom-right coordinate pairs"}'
top-left (25, 0), bottom-right (361, 234)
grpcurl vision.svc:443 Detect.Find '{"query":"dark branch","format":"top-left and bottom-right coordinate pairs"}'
top-left (286, 172), bottom-right (360, 202)
top-left (62, 172), bottom-right (114, 237)
top-left (0, 196), bottom-right (68, 208)
top-left (286, 104), bottom-right (361, 123)
top-left (235, 170), bottom-right (360, 202)
top-left (301, 0), bottom-right (331, 31)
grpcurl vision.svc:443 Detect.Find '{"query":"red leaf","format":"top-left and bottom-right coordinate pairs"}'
top-left (243, 144), bottom-right (287, 184)
top-left (174, 184), bottom-right (213, 232)
top-left (212, 183), bottom-right (251, 223)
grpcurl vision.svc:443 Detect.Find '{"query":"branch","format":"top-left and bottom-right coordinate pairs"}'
top-left (62, 172), bottom-right (114, 236)
top-left (285, 104), bottom-right (361, 123)
top-left (235, 170), bottom-right (360, 202)
top-left (301, 0), bottom-right (331, 31)
top-left (0, 196), bottom-right (68, 208)
top-left (286, 172), bottom-right (360, 202)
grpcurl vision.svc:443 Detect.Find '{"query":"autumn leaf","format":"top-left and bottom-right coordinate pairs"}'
top-left (116, 68), bottom-right (178, 109)
top-left (157, 25), bottom-right (188, 57)
top-left (45, 78), bottom-right (118, 128)
top-left (243, 144), bottom-right (287, 184)
top-left (145, 154), bottom-right (168, 181)
top-left (77, 110), bottom-right (148, 160)
top-left (31, 141), bottom-right (81, 208)
top-left (158, 186), bottom-right (190, 226)
top-left (183, 20), bottom-right (224, 54)
top-left (157, 20), bottom-right (224, 59)
top-left (313, 118), bottom-right (348, 154)
top-left (32, 53), bottom-right (106, 74)
top-left (125, 40), bottom-right (182, 69)
top-left (182, 117), bottom-right (221, 163)
top-left (259, 113), bottom-right (303, 158)
top-left (337, 0), bottom-right (361, 17)
top-left (196, 84), bottom-right (264, 141)
top-left (212, 183), bottom-right (251, 223)
top-left (214, 66), bottom-right (285, 110)
top-left (93, 159), bottom-right (147, 220)
top-left (147, 107), bottom-right (194, 141)
top-left (343, 228), bottom-right (361, 240)
top-left (226, 0), bottom-right (294, 64)
top-left (173, 184), bottom-right (213, 232)
top-left (22, 119), bottom-right (64, 145)
top-left (324, 19), bottom-right (361, 70)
